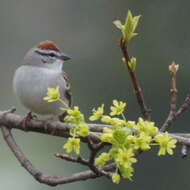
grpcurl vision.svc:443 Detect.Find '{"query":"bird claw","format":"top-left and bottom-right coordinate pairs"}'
top-left (43, 120), bottom-right (53, 132)
top-left (19, 112), bottom-right (35, 131)
top-left (42, 120), bottom-right (57, 135)
top-left (50, 124), bottom-right (58, 136)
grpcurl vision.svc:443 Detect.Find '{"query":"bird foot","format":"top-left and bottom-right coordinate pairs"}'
top-left (42, 119), bottom-right (54, 132)
top-left (42, 119), bottom-right (58, 135)
top-left (19, 112), bottom-right (36, 131)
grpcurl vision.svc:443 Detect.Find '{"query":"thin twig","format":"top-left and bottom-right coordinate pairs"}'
top-left (119, 38), bottom-right (150, 120)
top-left (87, 138), bottom-right (111, 178)
top-left (55, 153), bottom-right (89, 165)
top-left (160, 93), bottom-right (190, 131)
top-left (176, 93), bottom-right (190, 116)
top-left (160, 61), bottom-right (178, 132)
top-left (169, 61), bottom-right (178, 113)
top-left (55, 152), bottom-right (112, 179)
top-left (169, 134), bottom-right (190, 146)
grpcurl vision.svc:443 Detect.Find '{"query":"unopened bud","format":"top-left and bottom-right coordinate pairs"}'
top-left (168, 61), bottom-right (179, 73)
top-left (128, 57), bottom-right (137, 72)
top-left (122, 57), bottom-right (127, 65)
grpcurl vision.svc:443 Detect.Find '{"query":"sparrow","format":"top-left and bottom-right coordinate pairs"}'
top-left (13, 41), bottom-right (72, 120)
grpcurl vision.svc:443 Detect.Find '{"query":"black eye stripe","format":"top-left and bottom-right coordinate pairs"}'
top-left (49, 53), bottom-right (56, 57)
top-left (35, 49), bottom-right (60, 58)
top-left (41, 56), bottom-right (56, 64)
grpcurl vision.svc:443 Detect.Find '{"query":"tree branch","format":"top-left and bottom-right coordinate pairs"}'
top-left (1, 110), bottom-right (190, 146)
top-left (119, 38), bottom-right (150, 120)
top-left (0, 110), bottom-right (103, 143)
top-left (176, 93), bottom-right (190, 116)
top-left (161, 93), bottom-right (190, 132)
top-left (2, 109), bottom-right (190, 186)
top-left (1, 125), bottom-right (115, 186)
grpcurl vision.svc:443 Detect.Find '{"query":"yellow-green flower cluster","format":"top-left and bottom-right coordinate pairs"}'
top-left (91, 100), bottom-right (136, 182)
top-left (95, 152), bottom-right (111, 166)
top-left (43, 89), bottom-right (177, 184)
top-left (63, 137), bottom-right (80, 155)
top-left (127, 132), bottom-right (152, 151)
top-left (43, 86), bottom-right (60, 102)
top-left (93, 108), bottom-right (177, 183)
top-left (112, 173), bottom-right (121, 184)
top-left (135, 117), bottom-right (158, 135)
top-left (89, 104), bottom-right (104, 121)
top-left (89, 100), bottom-right (127, 127)
top-left (64, 106), bottom-right (89, 138)
top-left (154, 132), bottom-right (177, 156)
top-left (63, 106), bottom-right (89, 154)
top-left (65, 106), bottom-right (84, 124)
top-left (43, 87), bottom-right (89, 155)
top-left (110, 100), bottom-right (126, 116)
top-left (101, 116), bottom-right (126, 127)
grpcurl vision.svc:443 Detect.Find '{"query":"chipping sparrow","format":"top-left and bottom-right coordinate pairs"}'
top-left (13, 41), bottom-right (72, 120)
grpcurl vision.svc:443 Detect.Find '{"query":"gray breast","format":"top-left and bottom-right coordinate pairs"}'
top-left (13, 65), bottom-right (67, 115)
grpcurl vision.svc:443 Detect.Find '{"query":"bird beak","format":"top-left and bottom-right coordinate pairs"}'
top-left (60, 53), bottom-right (71, 61)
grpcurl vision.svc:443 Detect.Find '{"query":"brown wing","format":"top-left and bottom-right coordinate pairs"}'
top-left (63, 71), bottom-right (72, 107)
top-left (59, 71), bottom-right (72, 122)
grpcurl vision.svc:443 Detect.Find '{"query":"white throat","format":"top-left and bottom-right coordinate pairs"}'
top-left (45, 59), bottom-right (63, 71)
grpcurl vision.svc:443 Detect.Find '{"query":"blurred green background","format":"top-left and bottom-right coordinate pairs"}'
top-left (1, 0), bottom-right (190, 189)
